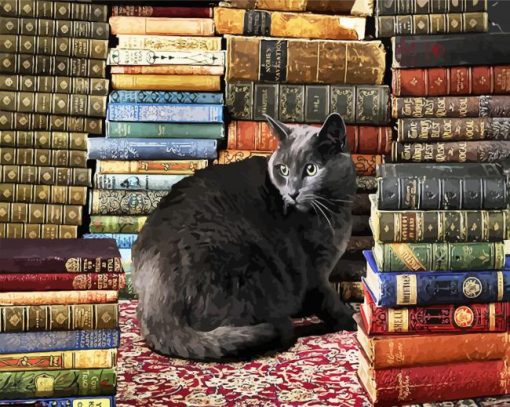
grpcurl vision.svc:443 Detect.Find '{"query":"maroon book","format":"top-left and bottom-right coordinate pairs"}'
top-left (0, 239), bottom-right (122, 273)
top-left (111, 5), bottom-right (213, 18)
top-left (0, 273), bottom-right (125, 291)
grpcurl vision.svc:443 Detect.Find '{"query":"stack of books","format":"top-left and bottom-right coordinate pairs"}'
top-left (215, 0), bottom-right (390, 302)
top-left (0, 1), bottom-right (110, 239)
top-left (0, 238), bottom-right (124, 406)
top-left (86, 3), bottom-right (225, 296)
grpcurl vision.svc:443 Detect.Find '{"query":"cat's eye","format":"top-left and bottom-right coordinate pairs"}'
top-left (278, 164), bottom-right (289, 177)
top-left (305, 164), bottom-right (318, 177)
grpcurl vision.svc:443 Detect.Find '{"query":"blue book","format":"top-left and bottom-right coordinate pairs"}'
top-left (120, 248), bottom-right (132, 273)
top-left (87, 138), bottom-right (217, 160)
top-left (363, 250), bottom-right (510, 307)
top-left (109, 90), bottom-right (224, 104)
top-left (107, 103), bottom-right (224, 123)
top-left (0, 329), bottom-right (119, 354)
top-left (83, 233), bottom-right (138, 249)
top-left (0, 396), bottom-right (116, 406)
top-left (94, 173), bottom-right (187, 191)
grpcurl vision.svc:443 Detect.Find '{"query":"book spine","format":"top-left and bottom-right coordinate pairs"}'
top-left (0, 131), bottom-right (88, 150)
top-left (0, 184), bottom-right (87, 205)
top-left (356, 176), bottom-right (377, 192)
top-left (0, 2), bottom-right (108, 22)
top-left (96, 160), bottom-right (208, 175)
top-left (109, 65), bottom-right (225, 76)
top-left (332, 281), bottom-right (364, 302)
top-left (94, 174), bottom-right (186, 191)
top-left (373, 209), bottom-right (509, 243)
top-left (0, 148), bottom-right (88, 168)
top-left (111, 74), bottom-right (221, 92)
top-left (376, 0), bottom-right (488, 14)
top-left (109, 91), bottom-right (224, 104)
top-left (376, 13), bottom-right (488, 38)
top-left (83, 233), bottom-right (138, 249)
top-left (374, 241), bottom-right (506, 272)
top-left (111, 6), bottom-right (213, 18)
top-left (393, 140), bottom-right (510, 163)
top-left (223, 0), bottom-right (363, 15)
top-left (106, 104), bottom-right (223, 123)
top-left (352, 154), bottom-right (383, 176)
top-left (109, 17), bottom-right (215, 36)
top-left (0, 75), bottom-right (109, 96)
top-left (3, 397), bottom-right (115, 407)
top-left (0, 349), bottom-right (116, 371)
top-left (89, 190), bottom-right (168, 216)
top-left (108, 49), bottom-right (224, 67)
top-left (353, 193), bottom-right (371, 215)
top-left (346, 236), bottom-right (374, 253)
top-left (0, 202), bottom-right (82, 225)
top-left (0, 223), bottom-right (77, 239)
top-left (0, 290), bottom-right (118, 306)
top-left (226, 82), bottom-right (390, 124)
top-left (225, 36), bottom-right (385, 85)
top-left (0, 112), bottom-right (103, 134)
top-left (117, 35), bottom-right (221, 51)
top-left (0, 165), bottom-right (91, 187)
top-left (106, 122), bottom-right (225, 139)
top-left (89, 216), bottom-right (147, 234)
top-left (393, 66), bottom-right (510, 97)
top-left (0, 273), bottom-right (125, 291)
top-left (87, 138), bottom-right (218, 160)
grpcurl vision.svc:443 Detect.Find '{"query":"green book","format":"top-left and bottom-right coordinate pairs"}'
top-left (89, 216), bottom-right (147, 233)
top-left (105, 121), bottom-right (225, 139)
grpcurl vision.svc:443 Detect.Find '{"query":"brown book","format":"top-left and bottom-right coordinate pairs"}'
top-left (376, 0), bottom-right (488, 14)
top-left (225, 36), bottom-right (385, 85)
top-left (331, 281), bottom-right (364, 302)
top-left (0, 223), bottom-right (77, 239)
top-left (0, 132), bottom-right (88, 150)
top-left (0, 148), bottom-right (87, 168)
top-left (0, 290), bottom-right (118, 306)
top-left (0, 184), bottom-right (87, 205)
top-left (0, 202), bottom-right (82, 225)
top-left (109, 16), bottom-right (215, 36)
top-left (392, 140), bottom-right (510, 163)
top-left (111, 74), bottom-right (221, 92)
top-left (214, 7), bottom-right (366, 40)
top-left (0, 2), bottom-right (108, 22)
top-left (0, 165), bottom-right (91, 186)
top-left (346, 236), bottom-right (374, 253)
top-left (0, 111), bottom-right (102, 134)
top-left (110, 65), bottom-right (224, 76)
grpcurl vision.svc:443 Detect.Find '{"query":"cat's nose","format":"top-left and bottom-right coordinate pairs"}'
top-left (289, 192), bottom-right (299, 201)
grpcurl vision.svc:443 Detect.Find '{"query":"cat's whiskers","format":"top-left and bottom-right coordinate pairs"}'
top-left (310, 200), bottom-right (334, 235)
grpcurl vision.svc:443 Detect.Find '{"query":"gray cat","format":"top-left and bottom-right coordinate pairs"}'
top-left (132, 113), bottom-right (357, 362)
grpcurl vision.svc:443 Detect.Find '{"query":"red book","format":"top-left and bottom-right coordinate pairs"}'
top-left (111, 6), bottom-right (213, 18)
top-left (393, 66), bottom-right (510, 96)
top-left (0, 273), bottom-right (125, 292)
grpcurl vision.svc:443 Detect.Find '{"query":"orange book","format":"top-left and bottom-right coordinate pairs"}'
top-left (110, 65), bottom-right (225, 75)
top-left (0, 290), bottom-right (118, 306)
top-left (109, 16), bottom-right (215, 36)
top-left (111, 74), bottom-right (221, 91)
top-left (97, 160), bottom-right (208, 175)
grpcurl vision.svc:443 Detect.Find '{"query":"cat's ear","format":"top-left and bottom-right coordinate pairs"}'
top-left (317, 113), bottom-right (348, 155)
top-left (264, 114), bottom-right (291, 142)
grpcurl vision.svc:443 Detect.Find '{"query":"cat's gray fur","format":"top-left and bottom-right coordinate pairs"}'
top-left (132, 113), bottom-right (357, 362)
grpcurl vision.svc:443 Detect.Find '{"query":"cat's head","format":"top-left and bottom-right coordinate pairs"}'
top-left (266, 113), bottom-right (356, 213)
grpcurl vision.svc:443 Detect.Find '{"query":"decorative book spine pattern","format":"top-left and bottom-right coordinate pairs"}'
top-left (109, 17), bottom-right (215, 36)
top-left (106, 104), bottom-right (223, 123)
top-left (107, 49), bottom-right (225, 67)
top-left (94, 174), bottom-right (185, 191)
top-left (0, 2), bottom-right (108, 21)
top-left (109, 91), bottom-right (224, 104)
top-left (0, 148), bottom-right (87, 167)
top-left (111, 6), bottom-right (213, 18)
top-left (83, 234), bottom-right (138, 249)
top-left (117, 35), bottom-right (222, 51)
top-left (375, 0), bottom-right (488, 14)
top-left (0, 184), bottom-right (87, 205)
top-left (0, 132), bottom-right (88, 150)
top-left (0, 75), bottom-right (109, 96)
top-left (0, 165), bottom-right (91, 186)
top-left (111, 74), bottom-right (221, 92)
top-left (0, 290), bottom-right (118, 306)
top-left (0, 273), bottom-right (125, 291)
top-left (105, 122), bottom-right (225, 139)
top-left (89, 190), bottom-right (168, 216)
top-left (356, 176), bottom-right (377, 192)
top-left (89, 216), bottom-right (147, 234)
top-left (29, 397), bottom-right (115, 406)
top-left (109, 65), bottom-right (225, 76)
top-left (0, 223), bottom-right (77, 239)
top-left (96, 160), bottom-right (207, 175)
top-left (0, 112), bottom-right (103, 134)
top-left (0, 202), bottom-right (82, 225)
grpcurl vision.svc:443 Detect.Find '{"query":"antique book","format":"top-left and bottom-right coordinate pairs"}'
top-left (375, 0), bottom-right (488, 14)
top-left (0, 75), bottom-right (109, 96)
top-left (0, 238), bottom-right (121, 273)
top-left (357, 176), bottom-right (377, 192)
top-left (117, 35), bottom-right (221, 51)
top-left (227, 121), bottom-right (392, 154)
top-left (0, 290), bottom-right (118, 306)
top-left (0, 112), bottom-right (103, 134)
top-left (227, 83), bottom-right (390, 124)
top-left (109, 17), bottom-right (215, 36)
top-left (0, 2), bottom-right (108, 21)
top-left (214, 8), bottom-right (366, 40)
top-left (83, 234), bottom-right (137, 249)
top-left (0, 202), bottom-right (82, 225)
top-left (346, 236), bottom-right (374, 253)
top-left (377, 162), bottom-right (508, 210)
top-left (371, 241), bottom-right (507, 272)
top-left (360, 289), bottom-right (508, 334)
top-left (376, 12), bottom-right (488, 37)
top-left (110, 66), bottom-right (224, 76)
top-left (0, 223), bottom-right (77, 239)
top-left (106, 122), bottom-right (225, 139)
top-left (364, 252), bottom-right (510, 306)
top-left (397, 118), bottom-right (510, 142)
top-left (393, 66), bottom-right (510, 96)
top-left (0, 184), bottom-right (87, 205)
top-left (89, 190), bottom-right (168, 216)
top-left (106, 104), bottom-right (223, 123)
top-left (107, 49), bottom-right (225, 67)
top-left (0, 165), bottom-right (91, 187)
top-left (0, 273), bottom-right (125, 291)
top-left (109, 91), bottom-right (223, 105)
top-left (89, 216), bottom-right (147, 234)
top-left (87, 138), bottom-right (218, 161)
top-left (0, 397), bottom-right (114, 407)
top-left (332, 281), bottom-right (364, 303)
top-left (393, 140), bottom-right (510, 163)
top-left (0, 148), bottom-right (87, 168)
top-left (111, 74), bottom-right (221, 92)
top-left (0, 303), bottom-right (118, 332)
top-left (0, 132), bottom-right (88, 150)
top-left (111, 6), bottom-right (213, 18)
top-left (392, 33), bottom-right (510, 68)
top-left (225, 36), bottom-right (385, 85)
top-left (94, 174), bottom-right (186, 191)
top-left (0, 329), bottom-right (120, 354)
top-left (96, 160), bottom-right (207, 175)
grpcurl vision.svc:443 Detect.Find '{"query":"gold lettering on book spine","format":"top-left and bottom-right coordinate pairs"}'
top-left (388, 308), bottom-right (409, 332)
top-left (490, 303), bottom-right (496, 331)
top-left (396, 275), bottom-right (417, 305)
top-left (389, 243), bottom-right (426, 271)
top-left (497, 272), bottom-right (504, 302)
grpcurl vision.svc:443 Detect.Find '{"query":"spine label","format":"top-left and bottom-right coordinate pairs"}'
top-left (259, 39), bottom-right (288, 82)
top-left (244, 10), bottom-right (272, 36)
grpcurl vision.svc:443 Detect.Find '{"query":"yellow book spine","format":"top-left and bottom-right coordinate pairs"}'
top-left (97, 160), bottom-right (208, 175)
top-left (111, 74), bottom-right (222, 91)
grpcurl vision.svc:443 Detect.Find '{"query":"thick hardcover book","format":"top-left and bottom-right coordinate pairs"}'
top-left (0, 291), bottom-right (118, 306)
top-left (377, 162), bottom-right (508, 210)
top-left (110, 66), bottom-right (224, 76)
top-left (87, 138), bottom-right (218, 161)
top-left (89, 216), bottom-right (146, 234)
top-left (397, 118), bottom-right (510, 142)
top-left (89, 190), bottom-right (168, 216)
top-left (0, 202), bottom-right (83, 225)
top-left (0, 165), bottom-right (91, 187)
top-left (364, 252), bottom-right (510, 306)
top-left (0, 132), bottom-right (88, 150)
top-left (109, 91), bottom-right (223, 105)
top-left (0, 397), bottom-right (115, 407)
top-left (393, 66), bottom-right (510, 96)
top-left (0, 239), bottom-right (121, 273)
top-left (357, 176), bottom-right (377, 192)
top-left (94, 174), bottom-right (186, 191)
top-left (0, 223), bottom-right (77, 239)
top-left (83, 234), bottom-right (138, 249)
top-left (96, 160), bottom-right (207, 175)
top-left (214, 8), bottom-right (366, 40)
top-left (107, 49), bottom-right (224, 67)
top-left (375, 0), bottom-right (488, 14)
top-left (0, 75), bottom-right (109, 96)
top-left (106, 122), bottom-right (225, 139)
top-left (0, 112), bottom-right (103, 134)
top-left (111, 74), bottom-right (221, 92)
top-left (0, 349), bottom-right (116, 371)
top-left (392, 33), bottom-right (510, 68)
top-left (117, 35), bottom-right (221, 51)
top-left (225, 36), bottom-right (385, 85)
top-left (360, 289), bottom-right (508, 334)
top-left (0, 2), bottom-right (108, 22)
top-left (372, 241), bottom-right (507, 272)
top-left (0, 148), bottom-right (87, 168)
top-left (226, 82), bottom-right (390, 124)
top-left (0, 184), bottom-right (87, 205)
top-left (106, 104), bottom-right (223, 123)
top-left (109, 17), bottom-right (215, 36)
top-left (0, 273), bottom-right (125, 292)
top-left (112, 6), bottom-right (213, 18)
top-left (376, 12), bottom-right (488, 37)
